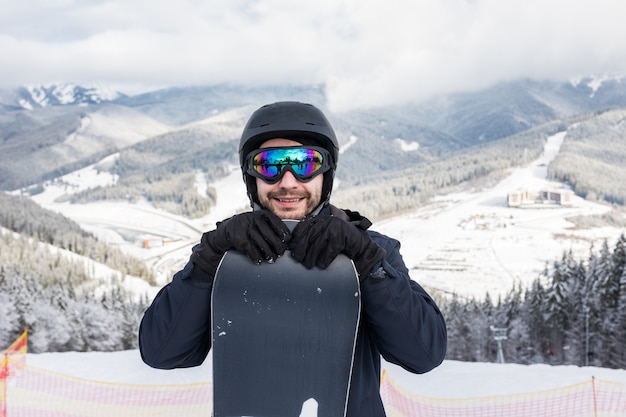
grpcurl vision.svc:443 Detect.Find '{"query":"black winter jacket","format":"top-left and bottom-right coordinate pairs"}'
top-left (139, 208), bottom-right (447, 416)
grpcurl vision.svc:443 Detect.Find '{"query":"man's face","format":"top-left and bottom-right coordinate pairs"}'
top-left (255, 138), bottom-right (324, 220)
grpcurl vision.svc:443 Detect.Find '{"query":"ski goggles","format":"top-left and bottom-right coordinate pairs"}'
top-left (245, 146), bottom-right (332, 184)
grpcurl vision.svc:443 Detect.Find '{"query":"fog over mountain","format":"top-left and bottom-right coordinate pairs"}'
top-left (3, 0), bottom-right (626, 113)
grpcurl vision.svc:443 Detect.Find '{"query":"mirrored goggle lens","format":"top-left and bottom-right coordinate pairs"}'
top-left (247, 147), bottom-right (328, 182)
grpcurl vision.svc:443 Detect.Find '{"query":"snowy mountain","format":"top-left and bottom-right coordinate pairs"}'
top-left (1, 83), bottom-right (126, 110)
top-left (2, 77), bottom-right (626, 195)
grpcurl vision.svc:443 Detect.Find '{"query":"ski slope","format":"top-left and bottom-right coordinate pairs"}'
top-left (29, 130), bottom-right (622, 299)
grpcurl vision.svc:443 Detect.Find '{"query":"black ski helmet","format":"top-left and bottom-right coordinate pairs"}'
top-left (239, 101), bottom-right (339, 207)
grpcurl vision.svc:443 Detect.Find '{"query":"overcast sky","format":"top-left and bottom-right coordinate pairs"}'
top-left (1, 0), bottom-right (625, 111)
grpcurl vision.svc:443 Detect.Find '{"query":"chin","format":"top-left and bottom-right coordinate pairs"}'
top-left (276, 211), bottom-right (306, 221)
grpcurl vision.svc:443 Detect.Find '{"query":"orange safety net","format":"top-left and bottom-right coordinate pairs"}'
top-left (4, 365), bottom-right (212, 417)
top-left (2, 364), bottom-right (626, 416)
top-left (380, 370), bottom-right (626, 417)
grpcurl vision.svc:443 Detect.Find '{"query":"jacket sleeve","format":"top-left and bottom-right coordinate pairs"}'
top-left (361, 231), bottom-right (447, 374)
top-left (138, 260), bottom-right (213, 369)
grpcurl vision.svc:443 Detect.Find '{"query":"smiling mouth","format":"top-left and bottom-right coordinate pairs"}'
top-left (276, 197), bottom-right (303, 203)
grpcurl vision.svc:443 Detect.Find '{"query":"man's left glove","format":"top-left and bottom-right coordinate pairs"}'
top-left (289, 215), bottom-right (386, 281)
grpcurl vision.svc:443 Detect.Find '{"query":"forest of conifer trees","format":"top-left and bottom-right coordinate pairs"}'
top-left (1, 189), bottom-right (625, 370)
top-left (442, 234), bottom-right (626, 368)
top-left (0, 193), bottom-right (151, 352)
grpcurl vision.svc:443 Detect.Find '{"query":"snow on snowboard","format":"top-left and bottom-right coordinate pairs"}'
top-left (211, 221), bottom-right (361, 417)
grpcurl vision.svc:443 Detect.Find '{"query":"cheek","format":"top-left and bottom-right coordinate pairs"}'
top-left (256, 178), bottom-right (271, 195)
top-left (306, 175), bottom-right (324, 197)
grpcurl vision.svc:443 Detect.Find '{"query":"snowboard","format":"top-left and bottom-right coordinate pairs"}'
top-left (211, 221), bottom-right (361, 417)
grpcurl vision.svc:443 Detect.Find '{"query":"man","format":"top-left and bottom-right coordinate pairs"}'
top-left (139, 101), bottom-right (447, 416)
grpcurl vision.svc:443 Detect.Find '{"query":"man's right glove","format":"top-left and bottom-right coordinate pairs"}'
top-left (190, 210), bottom-right (291, 278)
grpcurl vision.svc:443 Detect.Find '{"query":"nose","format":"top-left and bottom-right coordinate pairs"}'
top-left (278, 170), bottom-right (299, 188)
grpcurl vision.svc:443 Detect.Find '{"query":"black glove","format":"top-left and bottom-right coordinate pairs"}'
top-left (191, 210), bottom-right (291, 277)
top-left (289, 215), bottom-right (386, 281)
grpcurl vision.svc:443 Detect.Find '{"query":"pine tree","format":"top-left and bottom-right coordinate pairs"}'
top-left (616, 268), bottom-right (626, 368)
top-left (563, 258), bottom-right (587, 365)
top-left (610, 235), bottom-right (626, 368)
top-left (544, 255), bottom-right (572, 364)
top-left (591, 240), bottom-right (620, 367)
top-left (523, 279), bottom-right (549, 363)
top-left (466, 298), bottom-right (491, 362)
top-left (0, 290), bottom-right (19, 349)
top-left (442, 295), bottom-right (473, 361)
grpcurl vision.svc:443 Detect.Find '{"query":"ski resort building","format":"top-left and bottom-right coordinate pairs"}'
top-left (142, 237), bottom-right (175, 248)
top-left (507, 189), bottom-right (573, 208)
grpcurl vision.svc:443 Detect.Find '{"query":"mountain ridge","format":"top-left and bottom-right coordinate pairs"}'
top-left (0, 83), bottom-right (126, 111)
top-left (2, 77), bottom-right (625, 215)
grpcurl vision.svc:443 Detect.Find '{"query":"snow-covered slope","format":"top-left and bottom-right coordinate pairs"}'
top-left (55, 105), bottom-right (171, 158)
top-left (30, 128), bottom-right (622, 297)
top-left (375, 131), bottom-right (620, 298)
top-left (29, 162), bottom-right (249, 285)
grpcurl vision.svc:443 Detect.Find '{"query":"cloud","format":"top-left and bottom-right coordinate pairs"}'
top-left (1, 0), bottom-right (626, 111)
